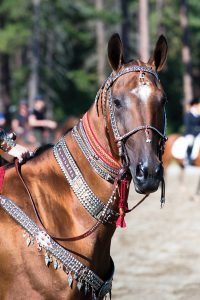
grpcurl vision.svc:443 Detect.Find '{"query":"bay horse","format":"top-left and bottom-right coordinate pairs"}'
top-left (163, 134), bottom-right (200, 196)
top-left (163, 134), bottom-right (200, 170)
top-left (0, 33), bottom-right (168, 300)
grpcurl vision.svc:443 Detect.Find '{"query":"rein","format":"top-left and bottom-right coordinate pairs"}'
top-left (15, 159), bottom-right (116, 242)
top-left (15, 156), bottom-right (151, 242)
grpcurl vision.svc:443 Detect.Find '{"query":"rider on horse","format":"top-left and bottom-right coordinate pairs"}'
top-left (0, 128), bottom-right (29, 163)
top-left (184, 98), bottom-right (200, 165)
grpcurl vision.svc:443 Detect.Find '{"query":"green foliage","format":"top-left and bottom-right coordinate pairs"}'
top-left (0, 23), bottom-right (30, 53)
top-left (149, 0), bottom-right (200, 133)
top-left (0, 0), bottom-right (199, 133)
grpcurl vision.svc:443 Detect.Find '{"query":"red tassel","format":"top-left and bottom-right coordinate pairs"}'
top-left (118, 178), bottom-right (128, 209)
top-left (116, 215), bottom-right (126, 228)
top-left (116, 178), bottom-right (129, 228)
top-left (0, 167), bottom-right (5, 193)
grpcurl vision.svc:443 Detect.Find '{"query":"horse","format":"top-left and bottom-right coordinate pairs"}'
top-left (163, 133), bottom-right (200, 196)
top-left (163, 134), bottom-right (200, 170)
top-left (0, 33), bottom-right (168, 300)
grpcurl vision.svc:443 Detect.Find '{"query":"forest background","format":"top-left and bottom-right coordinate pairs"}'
top-left (0, 0), bottom-right (199, 133)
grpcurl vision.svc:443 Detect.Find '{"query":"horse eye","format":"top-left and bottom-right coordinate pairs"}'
top-left (113, 99), bottom-right (122, 108)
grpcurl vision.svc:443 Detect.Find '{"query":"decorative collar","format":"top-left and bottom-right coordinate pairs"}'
top-left (82, 113), bottom-right (121, 171)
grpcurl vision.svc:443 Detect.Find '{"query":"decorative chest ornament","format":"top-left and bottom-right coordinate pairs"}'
top-left (36, 230), bottom-right (54, 250)
top-left (0, 195), bottom-right (114, 300)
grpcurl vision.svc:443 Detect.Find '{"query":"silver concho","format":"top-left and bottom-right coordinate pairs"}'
top-left (36, 231), bottom-right (53, 250)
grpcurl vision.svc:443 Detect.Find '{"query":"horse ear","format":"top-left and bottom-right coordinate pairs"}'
top-left (108, 33), bottom-right (124, 71)
top-left (148, 35), bottom-right (168, 72)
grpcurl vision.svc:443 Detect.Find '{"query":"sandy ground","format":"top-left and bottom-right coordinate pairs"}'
top-left (111, 165), bottom-right (200, 300)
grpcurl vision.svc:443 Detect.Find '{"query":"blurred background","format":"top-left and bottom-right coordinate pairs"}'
top-left (0, 1), bottom-right (200, 299)
top-left (0, 0), bottom-right (199, 140)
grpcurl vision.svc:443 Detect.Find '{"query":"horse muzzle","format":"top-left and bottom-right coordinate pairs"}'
top-left (130, 161), bottom-right (163, 194)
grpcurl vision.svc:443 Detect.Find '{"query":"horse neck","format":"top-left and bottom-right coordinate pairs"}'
top-left (3, 131), bottom-right (117, 280)
top-left (4, 149), bottom-right (73, 238)
top-left (31, 139), bottom-right (116, 276)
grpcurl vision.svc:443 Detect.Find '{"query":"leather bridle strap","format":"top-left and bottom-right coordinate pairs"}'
top-left (126, 194), bottom-right (149, 213)
top-left (116, 125), bottom-right (167, 143)
top-left (97, 66), bottom-right (167, 159)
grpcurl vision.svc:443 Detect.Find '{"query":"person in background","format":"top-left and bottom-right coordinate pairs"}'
top-left (11, 99), bottom-right (38, 147)
top-left (0, 112), bottom-right (6, 128)
top-left (184, 98), bottom-right (200, 165)
top-left (0, 129), bottom-right (30, 163)
top-left (11, 100), bottom-right (29, 135)
top-left (28, 95), bottom-right (57, 145)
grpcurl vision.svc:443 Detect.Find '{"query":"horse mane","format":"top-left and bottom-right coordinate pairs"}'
top-left (33, 144), bottom-right (54, 158)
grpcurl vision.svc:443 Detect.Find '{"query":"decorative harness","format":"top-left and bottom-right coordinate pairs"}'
top-left (95, 65), bottom-right (167, 160)
top-left (0, 65), bottom-right (167, 300)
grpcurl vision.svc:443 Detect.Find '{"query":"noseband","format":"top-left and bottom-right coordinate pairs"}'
top-left (95, 65), bottom-right (167, 164)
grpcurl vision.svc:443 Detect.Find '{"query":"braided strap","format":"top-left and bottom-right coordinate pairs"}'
top-left (0, 129), bottom-right (16, 152)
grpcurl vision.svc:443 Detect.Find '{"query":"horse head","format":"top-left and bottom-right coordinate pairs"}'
top-left (103, 34), bottom-right (168, 195)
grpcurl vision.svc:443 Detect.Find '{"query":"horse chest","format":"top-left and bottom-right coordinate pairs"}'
top-left (0, 233), bottom-right (87, 299)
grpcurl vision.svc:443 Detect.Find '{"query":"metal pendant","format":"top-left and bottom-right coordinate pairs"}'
top-left (53, 259), bottom-right (59, 270)
top-left (92, 289), bottom-right (97, 300)
top-left (68, 272), bottom-right (73, 288)
top-left (26, 237), bottom-right (31, 247)
top-left (145, 128), bottom-right (152, 143)
top-left (37, 245), bottom-right (42, 252)
top-left (44, 253), bottom-right (51, 267)
top-left (77, 280), bottom-right (83, 291)
top-left (85, 283), bottom-right (89, 295)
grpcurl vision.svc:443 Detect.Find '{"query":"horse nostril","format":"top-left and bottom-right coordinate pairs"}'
top-left (135, 162), bottom-right (163, 182)
top-left (136, 162), bottom-right (147, 179)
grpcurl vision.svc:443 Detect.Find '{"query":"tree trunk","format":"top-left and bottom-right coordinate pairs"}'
top-left (138, 0), bottom-right (149, 62)
top-left (180, 0), bottom-right (193, 111)
top-left (120, 0), bottom-right (129, 62)
top-left (0, 14), bottom-right (11, 126)
top-left (95, 0), bottom-right (106, 85)
top-left (0, 54), bottom-right (11, 124)
top-left (28, 0), bottom-right (40, 109)
top-left (156, 0), bottom-right (164, 36)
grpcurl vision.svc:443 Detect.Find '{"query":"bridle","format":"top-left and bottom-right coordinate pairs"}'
top-left (13, 65), bottom-right (168, 242)
top-left (95, 65), bottom-right (168, 165)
